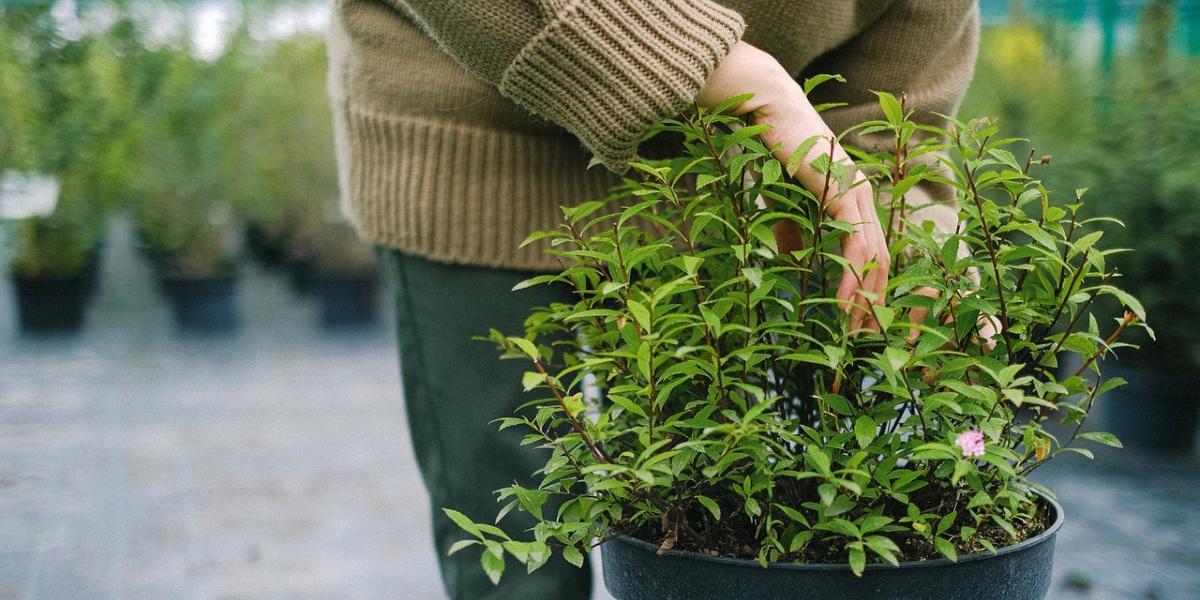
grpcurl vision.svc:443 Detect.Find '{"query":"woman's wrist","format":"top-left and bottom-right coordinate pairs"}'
top-left (696, 41), bottom-right (795, 114)
top-left (698, 41), bottom-right (862, 219)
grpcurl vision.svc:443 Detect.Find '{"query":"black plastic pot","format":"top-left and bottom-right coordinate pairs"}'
top-left (314, 274), bottom-right (378, 327)
top-left (1100, 363), bottom-right (1199, 453)
top-left (10, 275), bottom-right (90, 332)
top-left (286, 255), bottom-right (315, 295)
top-left (160, 274), bottom-right (239, 333)
top-left (244, 222), bottom-right (289, 267)
top-left (82, 247), bottom-right (103, 300)
top-left (602, 494), bottom-right (1063, 600)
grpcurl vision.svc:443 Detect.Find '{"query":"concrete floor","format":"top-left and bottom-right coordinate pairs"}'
top-left (0, 220), bottom-right (1196, 599)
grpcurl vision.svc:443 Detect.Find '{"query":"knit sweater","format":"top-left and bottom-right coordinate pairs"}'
top-left (327, 0), bottom-right (979, 271)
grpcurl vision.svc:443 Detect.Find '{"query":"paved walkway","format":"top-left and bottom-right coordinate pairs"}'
top-left (0, 220), bottom-right (1196, 599)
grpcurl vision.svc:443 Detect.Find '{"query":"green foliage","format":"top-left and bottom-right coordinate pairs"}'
top-left (1, 9), bottom-right (150, 275)
top-left (1, 4), bottom-right (341, 278)
top-left (447, 95), bottom-right (1145, 578)
top-left (235, 33), bottom-right (339, 251)
top-left (131, 29), bottom-right (250, 276)
top-left (961, 4), bottom-right (1200, 367)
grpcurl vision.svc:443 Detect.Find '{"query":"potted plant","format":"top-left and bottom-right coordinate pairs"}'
top-left (135, 197), bottom-right (240, 332)
top-left (6, 210), bottom-right (97, 331)
top-left (135, 41), bottom-right (245, 333)
top-left (2, 11), bottom-right (140, 331)
top-left (440, 93), bottom-right (1146, 599)
top-left (236, 34), bottom-right (338, 279)
top-left (310, 221), bottom-right (378, 327)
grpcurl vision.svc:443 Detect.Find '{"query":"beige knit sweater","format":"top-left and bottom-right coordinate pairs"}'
top-left (327, 0), bottom-right (979, 271)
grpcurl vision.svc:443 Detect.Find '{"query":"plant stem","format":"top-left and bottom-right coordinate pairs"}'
top-left (962, 160), bottom-right (1015, 363)
top-left (532, 359), bottom-right (609, 464)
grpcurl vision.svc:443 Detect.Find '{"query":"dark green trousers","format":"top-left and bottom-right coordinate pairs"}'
top-left (377, 249), bottom-right (590, 600)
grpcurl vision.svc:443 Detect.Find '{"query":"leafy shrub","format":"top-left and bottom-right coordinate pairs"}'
top-left (2, 10), bottom-right (147, 276)
top-left (961, 3), bottom-right (1200, 368)
top-left (445, 93), bottom-right (1147, 581)
top-left (133, 35), bottom-right (246, 276)
top-left (236, 33), bottom-right (339, 249)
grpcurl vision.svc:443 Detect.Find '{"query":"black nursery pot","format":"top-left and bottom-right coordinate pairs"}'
top-left (602, 494), bottom-right (1063, 600)
top-left (161, 274), bottom-right (239, 333)
top-left (286, 255), bottom-right (315, 295)
top-left (1100, 363), bottom-right (1200, 453)
top-left (10, 275), bottom-right (89, 332)
top-left (314, 274), bottom-right (378, 327)
top-left (244, 222), bottom-right (288, 267)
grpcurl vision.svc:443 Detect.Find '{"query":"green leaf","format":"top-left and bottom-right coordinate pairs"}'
top-left (854, 415), bottom-right (876, 449)
top-left (807, 448), bottom-right (833, 476)
top-left (743, 267), bottom-right (763, 288)
top-left (874, 91), bottom-right (903, 124)
top-left (936, 511), bottom-right (957, 536)
top-left (1104, 286), bottom-right (1146, 321)
top-left (789, 530), bottom-right (813, 553)
top-left (627, 300), bottom-right (652, 332)
top-left (563, 393), bottom-right (586, 418)
top-left (725, 123), bottom-right (772, 150)
top-left (606, 393), bottom-right (647, 418)
top-left (448, 539), bottom-right (479, 555)
top-left (511, 275), bottom-right (558, 291)
top-left (802, 73), bottom-right (846, 95)
top-left (442, 508), bottom-right (482, 539)
top-left (761, 159), bottom-right (782, 185)
top-left (711, 92), bottom-right (755, 115)
top-left (849, 546), bottom-right (866, 576)
top-left (637, 341), bottom-right (652, 381)
top-left (697, 495), bottom-right (722, 521)
top-left (521, 371), bottom-right (543, 392)
top-left (786, 135), bottom-right (824, 174)
top-left (508, 337), bottom-right (539, 361)
top-left (818, 483), bottom-right (837, 506)
top-left (502, 540), bottom-right (531, 563)
top-left (883, 346), bottom-right (911, 373)
top-left (934, 538), bottom-right (958, 562)
top-left (872, 306), bottom-right (895, 332)
top-left (562, 545), bottom-right (585, 568)
top-left (1078, 431), bottom-right (1123, 448)
top-left (1096, 376), bottom-right (1127, 396)
top-left (481, 544), bottom-right (506, 584)
top-left (864, 535), bottom-right (900, 566)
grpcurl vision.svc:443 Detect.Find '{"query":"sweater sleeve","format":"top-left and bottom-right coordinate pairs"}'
top-left (392, 0), bottom-right (746, 172)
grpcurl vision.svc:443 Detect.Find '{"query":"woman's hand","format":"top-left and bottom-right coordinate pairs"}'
top-left (697, 42), bottom-right (889, 332)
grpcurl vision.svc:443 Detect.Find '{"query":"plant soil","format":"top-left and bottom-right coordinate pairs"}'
top-left (617, 489), bottom-right (1052, 566)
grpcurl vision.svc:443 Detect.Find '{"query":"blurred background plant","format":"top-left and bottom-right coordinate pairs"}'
top-left (0, 0), bottom-right (373, 331)
top-left (2, 8), bottom-right (136, 278)
top-left (962, 0), bottom-right (1200, 452)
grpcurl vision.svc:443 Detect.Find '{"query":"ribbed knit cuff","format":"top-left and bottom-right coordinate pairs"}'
top-left (500, 0), bottom-right (745, 173)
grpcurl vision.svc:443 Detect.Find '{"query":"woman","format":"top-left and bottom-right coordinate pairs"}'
top-left (327, 1), bottom-right (978, 598)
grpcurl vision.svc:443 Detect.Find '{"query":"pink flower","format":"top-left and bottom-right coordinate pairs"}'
top-left (955, 430), bottom-right (986, 458)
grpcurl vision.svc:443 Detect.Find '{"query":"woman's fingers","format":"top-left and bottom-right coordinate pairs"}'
top-left (837, 227), bottom-right (881, 334)
top-left (853, 193), bottom-right (889, 333)
top-left (976, 315), bottom-right (1000, 351)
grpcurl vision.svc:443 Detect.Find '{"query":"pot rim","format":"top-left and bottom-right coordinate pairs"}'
top-left (607, 490), bottom-right (1063, 572)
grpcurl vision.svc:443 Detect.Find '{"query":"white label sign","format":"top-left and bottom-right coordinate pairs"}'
top-left (0, 171), bottom-right (60, 220)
